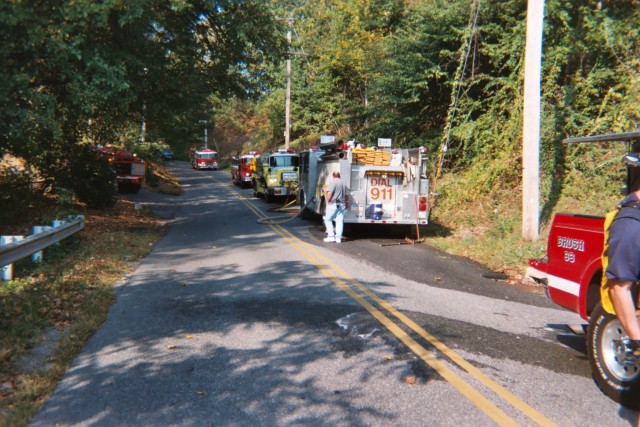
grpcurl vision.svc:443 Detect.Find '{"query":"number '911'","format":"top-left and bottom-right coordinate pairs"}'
top-left (371, 188), bottom-right (392, 200)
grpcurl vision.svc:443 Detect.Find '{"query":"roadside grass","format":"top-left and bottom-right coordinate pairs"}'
top-left (424, 196), bottom-right (546, 279)
top-left (147, 161), bottom-right (183, 196)
top-left (0, 165), bottom-right (177, 426)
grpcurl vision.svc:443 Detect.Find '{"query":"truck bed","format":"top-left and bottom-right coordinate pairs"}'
top-left (528, 213), bottom-right (605, 319)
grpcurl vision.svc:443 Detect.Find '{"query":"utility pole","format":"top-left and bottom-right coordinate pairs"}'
top-left (141, 67), bottom-right (148, 143)
top-left (522, 0), bottom-right (545, 241)
top-left (285, 16), bottom-right (292, 150)
top-left (141, 101), bottom-right (146, 143)
top-left (200, 120), bottom-right (208, 149)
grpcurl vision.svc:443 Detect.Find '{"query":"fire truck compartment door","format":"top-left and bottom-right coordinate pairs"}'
top-left (366, 175), bottom-right (397, 217)
top-left (401, 193), bottom-right (417, 218)
top-left (350, 191), bottom-right (366, 216)
top-left (131, 163), bottom-right (146, 176)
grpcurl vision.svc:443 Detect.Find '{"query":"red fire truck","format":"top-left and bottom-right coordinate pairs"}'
top-left (231, 151), bottom-right (260, 188)
top-left (527, 131), bottom-right (640, 409)
top-left (98, 146), bottom-right (147, 193)
top-left (190, 148), bottom-right (218, 170)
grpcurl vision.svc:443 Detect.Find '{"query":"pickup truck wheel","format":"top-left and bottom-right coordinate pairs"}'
top-left (587, 303), bottom-right (640, 409)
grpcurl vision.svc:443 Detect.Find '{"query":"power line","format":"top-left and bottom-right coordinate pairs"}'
top-left (431, 0), bottom-right (482, 210)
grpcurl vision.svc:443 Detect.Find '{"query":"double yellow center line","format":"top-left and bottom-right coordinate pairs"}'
top-left (221, 180), bottom-right (556, 427)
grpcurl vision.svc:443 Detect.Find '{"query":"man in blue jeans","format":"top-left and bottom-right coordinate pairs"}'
top-left (323, 171), bottom-right (348, 243)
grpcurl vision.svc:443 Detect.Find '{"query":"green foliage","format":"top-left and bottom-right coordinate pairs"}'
top-left (48, 145), bottom-right (117, 208)
top-left (365, 0), bottom-right (471, 149)
top-left (258, 0), bottom-right (638, 212)
top-left (53, 188), bottom-right (77, 220)
top-left (1, 0), bottom-right (285, 209)
top-left (0, 166), bottom-right (36, 225)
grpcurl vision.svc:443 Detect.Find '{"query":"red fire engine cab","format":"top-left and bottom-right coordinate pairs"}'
top-left (231, 151), bottom-right (260, 188)
top-left (527, 131), bottom-right (640, 409)
top-left (190, 148), bottom-right (218, 170)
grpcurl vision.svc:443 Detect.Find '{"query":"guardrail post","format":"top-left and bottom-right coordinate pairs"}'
top-left (1, 236), bottom-right (25, 281)
top-left (52, 219), bottom-right (67, 228)
top-left (31, 226), bottom-right (52, 264)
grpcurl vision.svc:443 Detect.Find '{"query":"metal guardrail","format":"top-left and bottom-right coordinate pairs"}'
top-left (0, 216), bottom-right (85, 268)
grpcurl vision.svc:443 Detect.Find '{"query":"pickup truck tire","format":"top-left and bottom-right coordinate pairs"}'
top-left (587, 303), bottom-right (640, 410)
top-left (117, 182), bottom-right (141, 194)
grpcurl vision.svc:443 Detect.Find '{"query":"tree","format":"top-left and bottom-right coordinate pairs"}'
top-left (280, 0), bottom-right (403, 142)
top-left (0, 0), bottom-right (286, 206)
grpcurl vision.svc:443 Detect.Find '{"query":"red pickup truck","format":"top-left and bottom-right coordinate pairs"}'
top-left (527, 131), bottom-right (640, 409)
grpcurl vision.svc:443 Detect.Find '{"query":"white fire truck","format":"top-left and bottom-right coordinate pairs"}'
top-left (297, 140), bottom-right (429, 225)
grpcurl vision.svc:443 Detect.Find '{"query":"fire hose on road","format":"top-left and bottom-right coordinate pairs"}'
top-left (256, 196), bottom-right (317, 225)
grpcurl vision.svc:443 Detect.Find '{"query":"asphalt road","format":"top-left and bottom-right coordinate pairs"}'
top-left (31, 161), bottom-right (639, 426)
